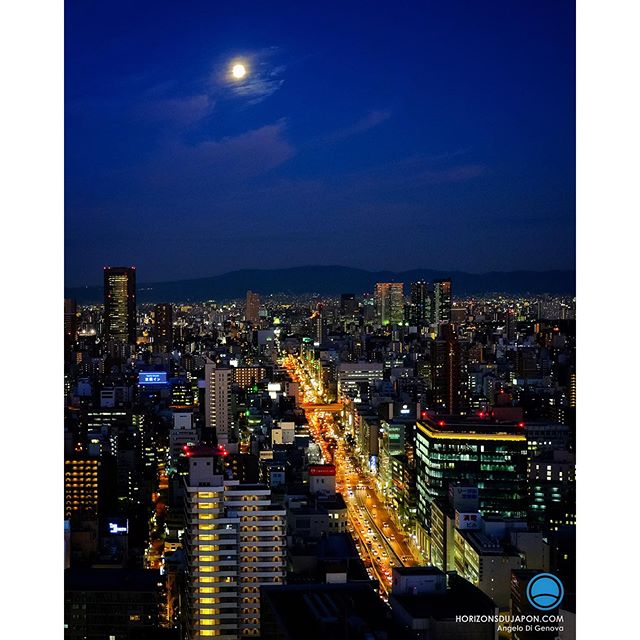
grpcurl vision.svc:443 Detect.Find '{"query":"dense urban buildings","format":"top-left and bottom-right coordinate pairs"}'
top-left (64, 269), bottom-right (576, 638)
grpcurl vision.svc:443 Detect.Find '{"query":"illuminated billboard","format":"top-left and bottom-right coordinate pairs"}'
top-left (138, 372), bottom-right (168, 385)
top-left (107, 519), bottom-right (129, 535)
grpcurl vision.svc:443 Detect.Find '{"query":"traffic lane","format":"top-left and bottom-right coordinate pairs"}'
top-left (356, 481), bottom-right (416, 564)
top-left (353, 488), bottom-right (403, 570)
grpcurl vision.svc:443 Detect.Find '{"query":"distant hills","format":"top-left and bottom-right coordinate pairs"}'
top-left (65, 266), bottom-right (575, 304)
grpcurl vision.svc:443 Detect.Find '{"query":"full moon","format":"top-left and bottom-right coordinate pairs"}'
top-left (232, 63), bottom-right (247, 79)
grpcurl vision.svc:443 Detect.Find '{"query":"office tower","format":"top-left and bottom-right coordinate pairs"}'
top-left (153, 303), bottom-right (173, 349)
top-left (184, 445), bottom-right (286, 639)
top-left (414, 415), bottom-right (528, 551)
top-left (433, 278), bottom-right (452, 324)
top-left (409, 280), bottom-right (431, 327)
top-left (337, 362), bottom-right (384, 400)
top-left (204, 360), bottom-right (233, 445)
top-left (374, 282), bottom-right (404, 326)
top-left (430, 325), bottom-right (464, 414)
top-left (340, 293), bottom-right (357, 318)
top-left (64, 298), bottom-right (78, 343)
top-left (103, 266), bottom-right (137, 345)
top-left (245, 291), bottom-right (260, 324)
top-left (64, 457), bottom-right (100, 519)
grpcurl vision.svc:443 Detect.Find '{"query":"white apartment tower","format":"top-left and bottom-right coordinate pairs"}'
top-left (184, 446), bottom-right (286, 638)
top-left (205, 361), bottom-right (234, 445)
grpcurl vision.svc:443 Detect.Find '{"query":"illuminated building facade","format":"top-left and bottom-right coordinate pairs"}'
top-left (433, 278), bottom-right (452, 324)
top-left (430, 324), bottom-right (465, 415)
top-left (205, 361), bottom-right (233, 445)
top-left (103, 266), bottom-right (137, 345)
top-left (337, 361), bottom-right (384, 401)
top-left (245, 291), bottom-right (260, 324)
top-left (153, 302), bottom-right (173, 349)
top-left (374, 282), bottom-right (404, 326)
top-left (184, 446), bottom-right (286, 639)
top-left (233, 366), bottom-right (267, 390)
top-left (409, 280), bottom-right (431, 328)
top-left (414, 416), bottom-right (528, 550)
top-left (64, 458), bottom-right (100, 519)
top-left (64, 298), bottom-right (78, 343)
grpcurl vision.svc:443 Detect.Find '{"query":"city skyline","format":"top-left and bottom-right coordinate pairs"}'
top-left (63, 3), bottom-right (577, 638)
top-left (65, 0), bottom-right (575, 284)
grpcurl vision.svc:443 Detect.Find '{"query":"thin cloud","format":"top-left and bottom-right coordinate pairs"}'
top-left (139, 119), bottom-right (296, 195)
top-left (138, 94), bottom-right (215, 126)
top-left (323, 109), bottom-right (392, 143)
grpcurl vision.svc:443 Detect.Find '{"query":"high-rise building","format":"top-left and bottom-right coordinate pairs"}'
top-left (414, 415), bottom-right (528, 552)
top-left (374, 282), bottom-right (404, 326)
top-left (409, 280), bottom-right (431, 327)
top-left (64, 457), bottom-right (100, 520)
top-left (245, 291), bottom-right (260, 324)
top-left (153, 303), bottom-right (173, 349)
top-left (204, 361), bottom-right (233, 445)
top-left (340, 293), bottom-right (357, 319)
top-left (430, 325), bottom-right (465, 415)
top-left (64, 298), bottom-right (78, 343)
top-left (183, 445), bottom-right (286, 639)
top-left (103, 267), bottom-right (137, 345)
top-left (433, 279), bottom-right (452, 324)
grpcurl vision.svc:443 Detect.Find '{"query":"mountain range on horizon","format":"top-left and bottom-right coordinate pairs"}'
top-left (65, 265), bottom-right (576, 304)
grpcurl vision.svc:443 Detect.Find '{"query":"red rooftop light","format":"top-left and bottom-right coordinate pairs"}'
top-left (438, 420), bottom-right (446, 427)
top-left (517, 422), bottom-right (526, 428)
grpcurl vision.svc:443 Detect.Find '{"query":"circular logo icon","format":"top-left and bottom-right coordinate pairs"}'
top-left (526, 573), bottom-right (564, 611)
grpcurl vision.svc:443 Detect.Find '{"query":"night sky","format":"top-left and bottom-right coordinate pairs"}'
top-left (65, 0), bottom-right (575, 286)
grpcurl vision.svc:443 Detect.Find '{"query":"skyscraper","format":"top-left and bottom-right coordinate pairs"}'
top-left (64, 298), bottom-right (78, 343)
top-left (184, 445), bottom-right (286, 639)
top-left (433, 279), bottom-right (452, 324)
top-left (245, 291), bottom-right (260, 324)
top-left (340, 293), bottom-right (357, 319)
top-left (153, 303), bottom-right (173, 349)
top-left (205, 360), bottom-right (233, 445)
top-left (430, 324), bottom-right (467, 415)
top-left (103, 267), bottom-right (137, 345)
top-left (409, 280), bottom-right (431, 327)
top-left (374, 282), bottom-right (404, 326)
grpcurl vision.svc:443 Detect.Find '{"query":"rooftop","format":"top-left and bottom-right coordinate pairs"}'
top-left (391, 574), bottom-right (496, 619)
top-left (65, 568), bottom-right (162, 592)
top-left (261, 582), bottom-right (409, 640)
top-left (417, 415), bottom-right (526, 442)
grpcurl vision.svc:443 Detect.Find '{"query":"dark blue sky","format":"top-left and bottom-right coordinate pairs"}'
top-left (65, 0), bottom-right (575, 286)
